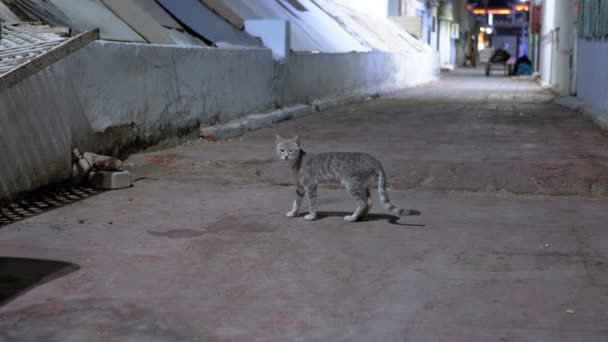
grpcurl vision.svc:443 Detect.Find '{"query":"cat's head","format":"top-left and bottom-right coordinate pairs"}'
top-left (275, 133), bottom-right (301, 161)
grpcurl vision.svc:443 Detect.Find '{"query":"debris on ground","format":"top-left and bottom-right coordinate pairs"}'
top-left (71, 148), bottom-right (132, 190)
top-left (83, 152), bottom-right (123, 171)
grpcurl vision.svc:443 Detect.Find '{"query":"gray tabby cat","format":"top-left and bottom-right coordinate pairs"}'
top-left (276, 133), bottom-right (420, 222)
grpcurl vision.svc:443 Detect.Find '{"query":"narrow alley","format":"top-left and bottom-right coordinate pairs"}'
top-left (1, 68), bottom-right (607, 341)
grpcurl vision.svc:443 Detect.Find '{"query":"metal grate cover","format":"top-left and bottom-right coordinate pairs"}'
top-left (0, 22), bottom-right (69, 76)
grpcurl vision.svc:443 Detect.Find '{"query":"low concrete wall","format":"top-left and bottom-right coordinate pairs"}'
top-left (68, 41), bottom-right (276, 154)
top-left (280, 51), bottom-right (439, 106)
top-left (1, 41), bottom-right (438, 201)
top-left (576, 39), bottom-right (608, 127)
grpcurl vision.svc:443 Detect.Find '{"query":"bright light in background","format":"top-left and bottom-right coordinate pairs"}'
top-left (473, 9), bottom-right (512, 15)
top-left (489, 13), bottom-right (493, 26)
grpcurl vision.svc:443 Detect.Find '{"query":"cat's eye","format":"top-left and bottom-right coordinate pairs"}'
top-left (280, 149), bottom-right (284, 152)
top-left (289, 150), bottom-right (293, 153)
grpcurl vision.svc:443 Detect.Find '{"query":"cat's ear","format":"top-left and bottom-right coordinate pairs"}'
top-left (275, 133), bottom-right (283, 141)
top-left (293, 133), bottom-right (301, 145)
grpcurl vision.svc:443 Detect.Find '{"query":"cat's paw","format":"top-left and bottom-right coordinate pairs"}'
top-left (286, 211), bottom-right (298, 217)
top-left (304, 213), bottom-right (317, 221)
top-left (344, 215), bottom-right (358, 222)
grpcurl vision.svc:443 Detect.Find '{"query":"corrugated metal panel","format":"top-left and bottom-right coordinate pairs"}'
top-left (100, 0), bottom-right (174, 44)
top-left (200, 0), bottom-right (244, 29)
top-left (131, 0), bottom-right (181, 30)
top-left (48, 0), bottom-right (146, 42)
top-left (291, 0), bottom-right (367, 52)
top-left (218, 0), bottom-right (318, 51)
top-left (0, 23), bottom-right (69, 76)
top-left (157, 0), bottom-right (261, 47)
top-left (314, 0), bottom-right (431, 53)
top-left (2, 0), bottom-right (72, 27)
top-left (166, 27), bottom-right (206, 47)
top-left (218, 0), bottom-right (367, 52)
top-left (0, 2), bottom-right (20, 22)
top-left (389, 16), bottom-right (423, 39)
top-left (128, 0), bottom-right (206, 46)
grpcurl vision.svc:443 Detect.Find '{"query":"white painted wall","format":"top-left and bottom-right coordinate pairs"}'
top-left (576, 39), bottom-right (608, 123)
top-left (280, 51), bottom-right (440, 106)
top-left (539, 0), bottom-right (556, 86)
top-left (438, 20), bottom-right (451, 66)
top-left (67, 42), bottom-right (276, 150)
top-left (539, 0), bottom-right (575, 95)
top-left (553, 0), bottom-right (576, 96)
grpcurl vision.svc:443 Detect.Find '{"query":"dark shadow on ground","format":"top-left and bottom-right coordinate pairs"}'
top-left (1, 186), bottom-right (106, 228)
top-left (0, 257), bottom-right (79, 307)
top-left (315, 211), bottom-right (426, 227)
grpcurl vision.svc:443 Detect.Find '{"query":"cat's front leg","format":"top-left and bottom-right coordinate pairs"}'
top-left (286, 186), bottom-right (305, 217)
top-left (304, 183), bottom-right (318, 221)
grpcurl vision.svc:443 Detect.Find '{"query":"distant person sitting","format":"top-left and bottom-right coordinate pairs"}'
top-left (513, 55), bottom-right (533, 76)
top-left (489, 49), bottom-right (511, 63)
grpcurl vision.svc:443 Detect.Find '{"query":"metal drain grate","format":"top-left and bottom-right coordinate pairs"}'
top-left (1, 186), bottom-right (105, 227)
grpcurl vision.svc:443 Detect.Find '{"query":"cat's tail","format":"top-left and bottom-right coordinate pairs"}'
top-left (377, 167), bottom-right (420, 216)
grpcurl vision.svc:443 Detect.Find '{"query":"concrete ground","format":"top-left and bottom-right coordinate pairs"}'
top-left (2, 68), bottom-right (608, 341)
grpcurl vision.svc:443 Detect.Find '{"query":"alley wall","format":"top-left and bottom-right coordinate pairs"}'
top-left (281, 51), bottom-right (438, 106)
top-left (576, 40), bottom-right (608, 128)
top-left (0, 41), bottom-right (438, 201)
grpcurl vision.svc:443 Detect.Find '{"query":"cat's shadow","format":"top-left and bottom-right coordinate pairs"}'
top-left (312, 211), bottom-right (426, 227)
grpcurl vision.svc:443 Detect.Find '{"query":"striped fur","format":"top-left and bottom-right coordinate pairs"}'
top-left (377, 166), bottom-right (418, 216)
top-left (276, 134), bottom-right (420, 222)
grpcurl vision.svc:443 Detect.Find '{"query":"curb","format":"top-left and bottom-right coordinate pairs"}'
top-left (311, 92), bottom-right (379, 112)
top-left (199, 79), bottom-right (438, 142)
top-left (199, 93), bottom-right (378, 142)
top-left (200, 104), bottom-right (313, 141)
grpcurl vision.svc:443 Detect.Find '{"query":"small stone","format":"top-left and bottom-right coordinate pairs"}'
top-left (565, 309), bottom-right (575, 315)
top-left (543, 243), bottom-right (552, 248)
top-left (89, 170), bottom-right (132, 190)
top-left (78, 219), bottom-right (84, 224)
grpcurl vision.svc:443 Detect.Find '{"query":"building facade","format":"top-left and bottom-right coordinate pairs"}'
top-left (532, 0), bottom-right (608, 127)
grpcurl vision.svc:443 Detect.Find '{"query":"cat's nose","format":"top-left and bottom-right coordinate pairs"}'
top-left (283, 156), bottom-right (288, 160)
